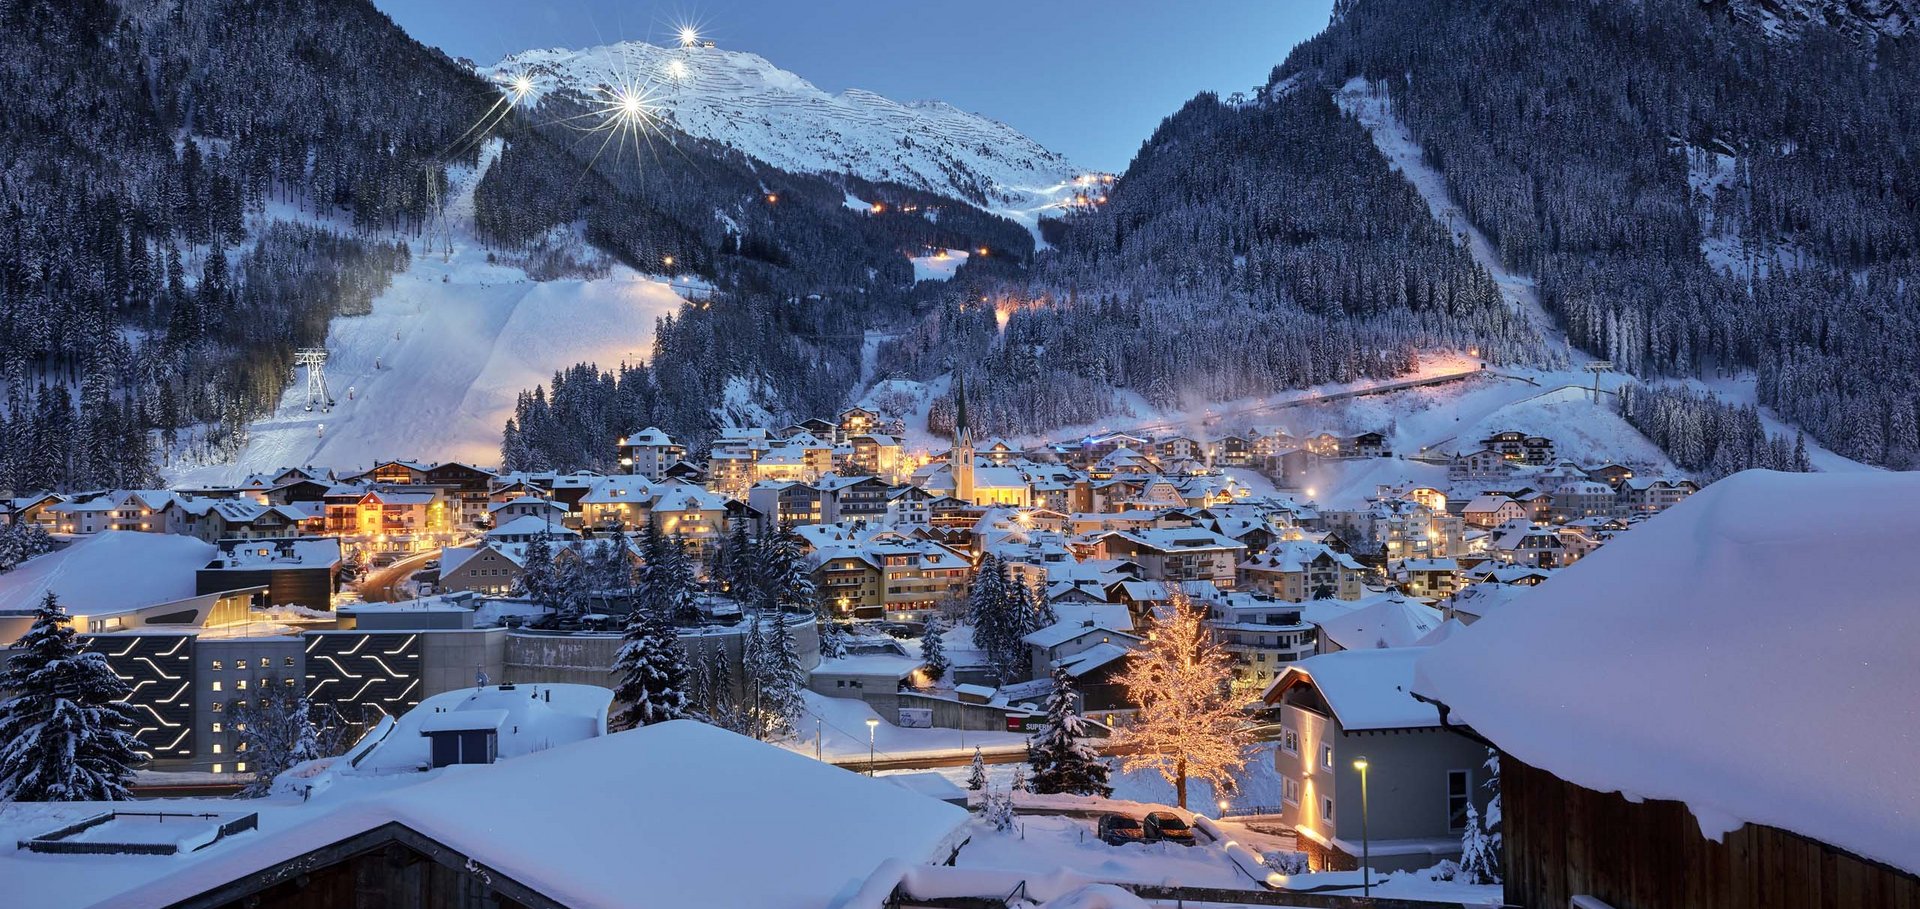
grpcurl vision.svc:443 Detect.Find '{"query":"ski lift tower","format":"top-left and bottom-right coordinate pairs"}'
top-left (1585, 360), bottom-right (1614, 402)
top-left (294, 348), bottom-right (335, 412)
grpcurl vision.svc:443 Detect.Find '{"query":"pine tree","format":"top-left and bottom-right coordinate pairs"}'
top-left (611, 609), bottom-right (691, 730)
top-left (819, 620), bottom-right (849, 660)
top-left (231, 679), bottom-right (345, 797)
top-left (1009, 764), bottom-right (1027, 792)
top-left (514, 529), bottom-right (565, 617)
top-left (740, 610), bottom-right (771, 738)
top-left (1027, 667), bottom-right (1113, 796)
top-left (759, 616), bottom-right (808, 739)
top-left (0, 592), bottom-right (144, 802)
top-left (1111, 588), bottom-right (1251, 809)
top-left (758, 523), bottom-right (817, 615)
top-left (1483, 748), bottom-right (1503, 850)
top-left (1459, 802), bottom-right (1500, 884)
top-left (920, 619), bottom-right (951, 685)
top-left (967, 746), bottom-right (988, 790)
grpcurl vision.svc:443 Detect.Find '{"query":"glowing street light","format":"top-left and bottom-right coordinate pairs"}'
top-left (678, 25), bottom-right (701, 48)
top-left (1353, 755), bottom-right (1372, 897)
top-left (865, 717), bottom-right (880, 776)
top-left (667, 59), bottom-right (690, 81)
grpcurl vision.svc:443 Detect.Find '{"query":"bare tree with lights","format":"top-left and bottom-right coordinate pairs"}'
top-left (1110, 587), bottom-right (1251, 809)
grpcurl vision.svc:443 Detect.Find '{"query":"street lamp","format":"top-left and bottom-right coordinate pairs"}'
top-left (865, 717), bottom-right (880, 776)
top-left (1352, 755), bottom-right (1371, 897)
top-left (1217, 798), bottom-right (1230, 818)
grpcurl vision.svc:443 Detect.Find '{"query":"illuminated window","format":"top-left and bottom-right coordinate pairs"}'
top-left (1322, 796), bottom-right (1334, 820)
top-left (212, 764), bottom-right (223, 774)
top-left (237, 742), bottom-right (248, 752)
top-left (1281, 728), bottom-right (1299, 755)
top-left (211, 660), bottom-right (223, 670)
top-left (1321, 745), bottom-right (1333, 769)
top-left (212, 744), bottom-right (222, 754)
top-left (284, 678), bottom-right (295, 687)
top-left (284, 657), bottom-right (295, 667)
top-left (210, 701), bottom-right (223, 713)
top-left (236, 680), bottom-right (247, 690)
top-left (211, 681), bottom-right (222, 692)
top-left (236, 762), bottom-right (248, 772)
top-left (211, 722), bottom-right (222, 733)
top-left (236, 660), bottom-right (248, 670)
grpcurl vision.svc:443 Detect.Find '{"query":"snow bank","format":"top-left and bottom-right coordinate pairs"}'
top-left (1416, 470), bottom-right (1920, 874)
top-left (108, 721), bottom-right (969, 909)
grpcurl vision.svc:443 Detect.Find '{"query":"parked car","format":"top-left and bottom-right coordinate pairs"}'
top-left (1097, 814), bottom-right (1145, 846)
top-left (1143, 812), bottom-right (1195, 846)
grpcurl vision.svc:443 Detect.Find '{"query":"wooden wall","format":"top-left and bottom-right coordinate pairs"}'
top-left (1503, 756), bottom-right (1920, 909)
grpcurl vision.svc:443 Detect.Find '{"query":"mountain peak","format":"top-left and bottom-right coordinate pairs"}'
top-left (492, 40), bottom-right (1081, 209)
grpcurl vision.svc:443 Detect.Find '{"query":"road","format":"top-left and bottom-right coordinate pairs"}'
top-left (1107, 366), bottom-right (1497, 439)
top-left (358, 550), bottom-right (438, 602)
top-left (826, 740), bottom-right (1149, 773)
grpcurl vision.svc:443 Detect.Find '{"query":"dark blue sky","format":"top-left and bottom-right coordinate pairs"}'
top-left (372, 0), bottom-right (1335, 171)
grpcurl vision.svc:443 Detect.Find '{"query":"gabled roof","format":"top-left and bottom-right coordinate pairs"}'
top-left (1312, 593), bottom-right (1445, 650)
top-left (108, 721), bottom-right (969, 909)
top-left (1264, 647), bottom-right (1439, 731)
top-left (1416, 470), bottom-right (1920, 876)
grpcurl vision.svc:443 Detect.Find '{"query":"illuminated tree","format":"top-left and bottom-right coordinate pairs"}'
top-left (1110, 588), bottom-right (1251, 809)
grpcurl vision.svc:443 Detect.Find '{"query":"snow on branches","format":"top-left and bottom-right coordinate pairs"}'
top-left (1110, 587), bottom-right (1251, 809)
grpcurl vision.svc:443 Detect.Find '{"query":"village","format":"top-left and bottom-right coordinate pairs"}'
top-left (0, 376), bottom-right (1753, 906)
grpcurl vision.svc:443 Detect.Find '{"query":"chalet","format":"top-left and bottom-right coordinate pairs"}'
top-left (1258, 648), bottom-right (1493, 872)
top-left (747, 481), bottom-right (824, 528)
top-left (1394, 557), bottom-right (1460, 599)
top-left (1447, 448), bottom-right (1511, 481)
top-left (1310, 593), bottom-right (1446, 653)
top-left (843, 433), bottom-right (904, 481)
top-left (3, 492), bottom-right (62, 527)
top-left (1084, 528), bottom-right (1244, 588)
top-left (1205, 434), bottom-right (1252, 467)
top-left (1414, 472), bottom-right (1920, 909)
top-left (816, 475), bottom-right (893, 524)
top-left (1343, 431), bottom-right (1390, 458)
top-left (1154, 435), bottom-right (1202, 463)
top-left (1200, 590), bottom-right (1317, 690)
top-left (1549, 479), bottom-right (1616, 522)
top-left (1022, 615), bottom-right (1140, 683)
top-left (489, 496), bottom-right (570, 526)
top-left (1460, 494), bottom-right (1527, 528)
top-left (1620, 476), bottom-right (1699, 514)
top-left (617, 427), bottom-right (685, 480)
top-left (1238, 541), bottom-right (1364, 602)
top-left (47, 490), bottom-right (176, 534)
top-left (835, 405), bottom-right (882, 442)
top-left (1487, 520), bottom-right (1575, 569)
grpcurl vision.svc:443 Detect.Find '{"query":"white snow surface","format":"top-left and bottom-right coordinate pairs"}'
top-left (0, 532), bottom-right (216, 615)
top-left (1415, 470), bottom-right (1920, 873)
top-left (910, 248), bottom-right (970, 282)
top-left (493, 41), bottom-right (1084, 213)
top-left (85, 720), bottom-right (968, 909)
top-left (171, 141), bottom-right (685, 483)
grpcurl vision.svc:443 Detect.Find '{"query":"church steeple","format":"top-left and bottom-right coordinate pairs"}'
top-left (952, 365), bottom-right (975, 503)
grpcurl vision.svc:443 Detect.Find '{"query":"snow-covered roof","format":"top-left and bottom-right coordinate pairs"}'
top-left (354, 683), bottom-right (609, 772)
top-left (485, 514), bottom-right (581, 539)
top-left (97, 721), bottom-right (969, 909)
top-left (1266, 647), bottom-right (1439, 731)
top-left (1416, 470), bottom-right (1920, 874)
top-left (0, 532), bottom-right (216, 616)
top-left (1312, 593), bottom-right (1445, 651)
top-left (1021, 620), bottom-right (1139, 649)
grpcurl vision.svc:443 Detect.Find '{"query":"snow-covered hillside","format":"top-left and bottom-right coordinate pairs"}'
top-left (492, 41), bottom-right (1084, 216)
top-left (1728, 0), bottom-right (1918, 37)
top-left (169, 141), bottom-right (685, 483)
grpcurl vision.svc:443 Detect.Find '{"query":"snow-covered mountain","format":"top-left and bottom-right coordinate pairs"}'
top-left (492, 41), bottom-right (1084, 212)
top-left (1721, 0), bottom-right (1919, 37)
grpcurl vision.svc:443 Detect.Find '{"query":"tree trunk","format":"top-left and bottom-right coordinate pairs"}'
top-left (1175, 756), bottom-right (1188, 809)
